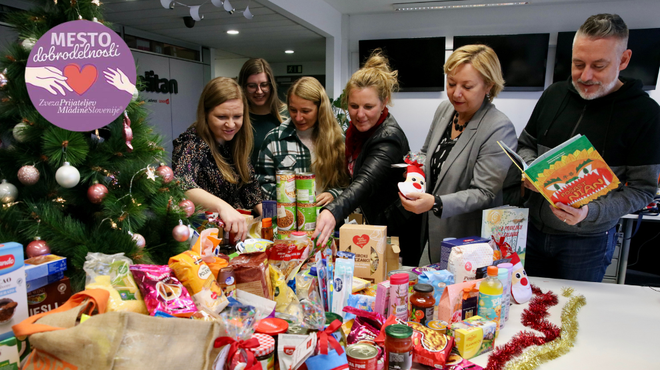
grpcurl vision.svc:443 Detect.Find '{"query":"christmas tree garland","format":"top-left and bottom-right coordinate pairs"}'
top-left (486, 285), bottom-right (586, 370)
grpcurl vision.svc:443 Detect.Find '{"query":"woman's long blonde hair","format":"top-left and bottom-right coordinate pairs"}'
top-left (288, 77), bottom-right (350, 191)
top-left (193, 77), bottom-right (253, 185)
top-left (238, 58), bottom-right (286, 122)
top-left (342, 49), bottom-right (399, 108)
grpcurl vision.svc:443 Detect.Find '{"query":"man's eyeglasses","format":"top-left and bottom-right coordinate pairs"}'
top-left (246, 82), bottom-right (271, 92)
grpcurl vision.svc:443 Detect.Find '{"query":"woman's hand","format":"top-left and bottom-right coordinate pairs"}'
top-left (316, 192), bottom-right (334, 207)
top-left (312, 209), bottom-right (336, 247)
top-left (217, 202), bottom-right (248, 241)
top-left (400, 192), bottom-right (435, 214)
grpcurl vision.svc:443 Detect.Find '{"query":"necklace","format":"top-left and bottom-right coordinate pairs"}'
top-left (452, 111), bottom-right (467, 131)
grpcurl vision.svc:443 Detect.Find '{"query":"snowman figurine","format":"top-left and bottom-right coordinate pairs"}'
top-left (398, 153), bottom-right (427, 199)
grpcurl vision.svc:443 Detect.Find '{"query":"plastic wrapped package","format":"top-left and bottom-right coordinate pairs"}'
top-left (168, 250), bottom-right (228, 317)
top-left (228, 252), bottom-right (272, 299)
top-left (83, 252), bottom-right (147, 314)
top-left (129, 264), bottom-right (198, 317)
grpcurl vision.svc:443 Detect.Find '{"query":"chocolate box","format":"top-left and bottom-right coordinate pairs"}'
top-left (448, 315), bottom-right (497, 359)
top-left (27, 276), bottom-right (72, 316)
top-left (25, 254), bottom-right (67, 281)
top-left (0, 242), bottom-right (29, 341)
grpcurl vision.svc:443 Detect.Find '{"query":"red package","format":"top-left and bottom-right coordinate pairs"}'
top-left (129, 264), bottom-right (197, 317)
top-left (266, 239), bottom-right (311, 281)
top-left (408, 321), bottom-right (454, 367)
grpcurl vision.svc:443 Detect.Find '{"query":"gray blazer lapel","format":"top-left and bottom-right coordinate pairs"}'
top-left (433, 100), bottom-right (492, 194)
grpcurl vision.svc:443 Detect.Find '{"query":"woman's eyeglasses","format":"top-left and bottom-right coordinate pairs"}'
top-left (246, 82), bottom-right (271, 92)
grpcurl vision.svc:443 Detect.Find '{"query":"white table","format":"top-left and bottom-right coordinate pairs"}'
top-left (618, 213), bottom-right (660, 284)
top-left (415, 277), bottom-right (660, 369)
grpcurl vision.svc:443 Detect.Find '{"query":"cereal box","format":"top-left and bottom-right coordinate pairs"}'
top-left (339, 224), bottom-right (387, 283)
top-left (0, 242), bottom-right (29, 341)
top-left (448, 315), bottom-right (497, 359)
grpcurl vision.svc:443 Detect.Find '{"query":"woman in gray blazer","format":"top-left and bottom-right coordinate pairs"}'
top-left (401, 45), bottom-right (518, 264)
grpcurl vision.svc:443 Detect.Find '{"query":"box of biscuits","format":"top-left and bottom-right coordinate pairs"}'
top-left (339, 224), bottom-right (389, 283)
top-left (0, 242), bottom-right (29, 341)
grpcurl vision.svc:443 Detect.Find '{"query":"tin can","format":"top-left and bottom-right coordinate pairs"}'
top-left (346, 343), bottom-right (379, 370)
top-left (427, 320), bottom-right (447, 334)
top-left (276, 170), bottom-right (296, 203)
top-left (295, 173), bottom-right (316, 204)
top-left (276, 203), bottom-right (296, 231)
top-left (296, 203), bottom-right (317, 231)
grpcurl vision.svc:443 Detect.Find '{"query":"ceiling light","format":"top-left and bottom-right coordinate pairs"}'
top-left (285, 50), bottom-right (294, 54)
top-left (227, 30), bottom-right (239, 35)
top-left (393, 1), bottom-right (528, 11)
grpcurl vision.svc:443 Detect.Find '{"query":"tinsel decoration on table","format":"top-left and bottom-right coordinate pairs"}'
top-left (485, 285), bottom-right (586, 370)
top-left (502, 288), bottom-right (586, 370)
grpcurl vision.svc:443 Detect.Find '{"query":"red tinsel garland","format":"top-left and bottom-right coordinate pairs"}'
top-left (485, 285), bottom-right (561, 370)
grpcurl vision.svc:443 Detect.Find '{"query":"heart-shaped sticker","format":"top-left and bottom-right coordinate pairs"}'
top-left (63, 63), bottom-right (98, 95)
top-left (352, 234), bottom-right (370, 248)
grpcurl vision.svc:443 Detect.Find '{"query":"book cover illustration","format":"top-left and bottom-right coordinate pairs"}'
top-left (499, 135), bottom-right (621, 208)
top-left (481, 207), bottom-right (528, 266)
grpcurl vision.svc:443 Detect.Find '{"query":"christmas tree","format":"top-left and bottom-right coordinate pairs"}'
top-left (0, 0), bottom-right (196, 291)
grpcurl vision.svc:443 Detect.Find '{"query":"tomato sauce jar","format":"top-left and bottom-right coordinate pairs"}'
top-left (410, 283), bottom-right (435, 325)
top-left (385, 324), bottom-right (413, 370)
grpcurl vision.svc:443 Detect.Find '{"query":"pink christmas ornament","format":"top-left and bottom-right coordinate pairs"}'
top-left (156, 164), bottom-right (174, 183)
top-left (87, 182), bottom-right (108, 204)
top-left (132, 233), bottom-right (146, 248)
top-left (18, 165), bottom-right (40, 186)
top-left (172, 223), bottom-right (190, 242)
top-left (26, 237), bottom-right (51, 258)
top-left (178, 199), bottom-right (195, 218)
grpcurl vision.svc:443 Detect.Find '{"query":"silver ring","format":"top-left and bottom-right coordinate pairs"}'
top-left (563, 219), bottom-right (567, 223)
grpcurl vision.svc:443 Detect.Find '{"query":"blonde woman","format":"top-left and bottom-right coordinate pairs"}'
top-left (238, 58), bottom-right (286, 167)
top-left (313, 50), bottom-right (422, 265)
top-left (256, 76), bottom-right (349, 206)
top-left (400, 45), bottom-right (517, 264)
top-left (173, 77), bottom-right (263, 241)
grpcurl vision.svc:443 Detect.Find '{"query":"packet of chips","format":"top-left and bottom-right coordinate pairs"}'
top-left (129, 264), bottom-right (198, 317)
top-left (270, 265), bottom-right (302, 321)
top-left (168, 250), bottom-right (229, 317)
top-left (407, 321), bottom-right (454, 367)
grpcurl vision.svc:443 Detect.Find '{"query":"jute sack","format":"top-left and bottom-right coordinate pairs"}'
top-left (13, 289), bottom-right (225, 370)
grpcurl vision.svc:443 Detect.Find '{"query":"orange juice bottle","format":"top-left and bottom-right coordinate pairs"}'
top-left (477, 266), bottom-right (503, 330)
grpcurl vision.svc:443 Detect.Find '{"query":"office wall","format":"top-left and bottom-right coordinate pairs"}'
top-left (348, 0), bottom-right (660, 151)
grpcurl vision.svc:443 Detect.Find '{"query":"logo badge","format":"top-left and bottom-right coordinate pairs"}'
top-left (26, 20), bottom-right (136, 131)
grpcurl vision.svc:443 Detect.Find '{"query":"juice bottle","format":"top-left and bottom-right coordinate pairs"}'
top-left (477, 266), bottom-right (503, 331)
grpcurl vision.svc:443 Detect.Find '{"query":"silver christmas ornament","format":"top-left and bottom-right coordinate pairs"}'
top-left (55, 162), bottom-right (80, 188)
top-left (0, 179), bottom-right (18, 204)
top-left (12, 122), bottom-right (28, 143)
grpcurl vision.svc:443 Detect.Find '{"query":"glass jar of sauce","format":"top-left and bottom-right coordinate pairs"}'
top-left (410, 283), bottom-right (435, 325)
top-left (385, 324), bottom-right (413, 370)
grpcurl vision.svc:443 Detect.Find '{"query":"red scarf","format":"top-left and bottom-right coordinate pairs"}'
top-left (345, 107), bottom-right (389, 176)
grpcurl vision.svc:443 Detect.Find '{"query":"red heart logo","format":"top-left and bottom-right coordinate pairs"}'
top-left (352, 234), bottom-right (370, 248)
top-left (63, 63), bottom-right (97, 95)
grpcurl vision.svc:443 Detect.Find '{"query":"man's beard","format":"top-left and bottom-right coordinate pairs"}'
top-left (572, 73), bottom-right (619, 100)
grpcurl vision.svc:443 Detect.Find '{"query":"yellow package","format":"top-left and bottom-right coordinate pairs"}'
top-left (269, 265), bottom-right (302, 320)
top-left (168, 250), bottom-right (229, 317)
top-left (352, 276), bottom-right (371, 293)
top-left (86, 275), bottom-right (148, 314)
top-left (83, 252), bottom-right (148, 314)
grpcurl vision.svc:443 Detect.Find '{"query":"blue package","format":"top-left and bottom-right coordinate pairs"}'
top-left (421, 270), bottom-right (454, 304)
top-left (343, 294), bottom-right (376, 321)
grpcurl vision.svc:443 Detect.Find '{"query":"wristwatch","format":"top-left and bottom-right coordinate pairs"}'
top-left (431, 195), bottom-right (443, 217)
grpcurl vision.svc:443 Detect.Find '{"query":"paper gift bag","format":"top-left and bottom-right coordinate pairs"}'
top-left (437, 280), bottom-right (483, 325)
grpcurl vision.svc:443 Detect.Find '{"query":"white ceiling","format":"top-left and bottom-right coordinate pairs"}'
top-left (101, 0), bottom-right (326, 63)
top-left (58, 0), bottom-right (619, 64)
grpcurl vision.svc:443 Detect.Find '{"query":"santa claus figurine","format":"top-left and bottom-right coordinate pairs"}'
top-left (497, 241), bottom-right (532, 304)
top-left (398, 153), bottom-right (426, 199)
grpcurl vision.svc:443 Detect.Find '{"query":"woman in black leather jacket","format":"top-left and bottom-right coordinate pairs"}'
top-left (313, 51), bottom-right (422, 265)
